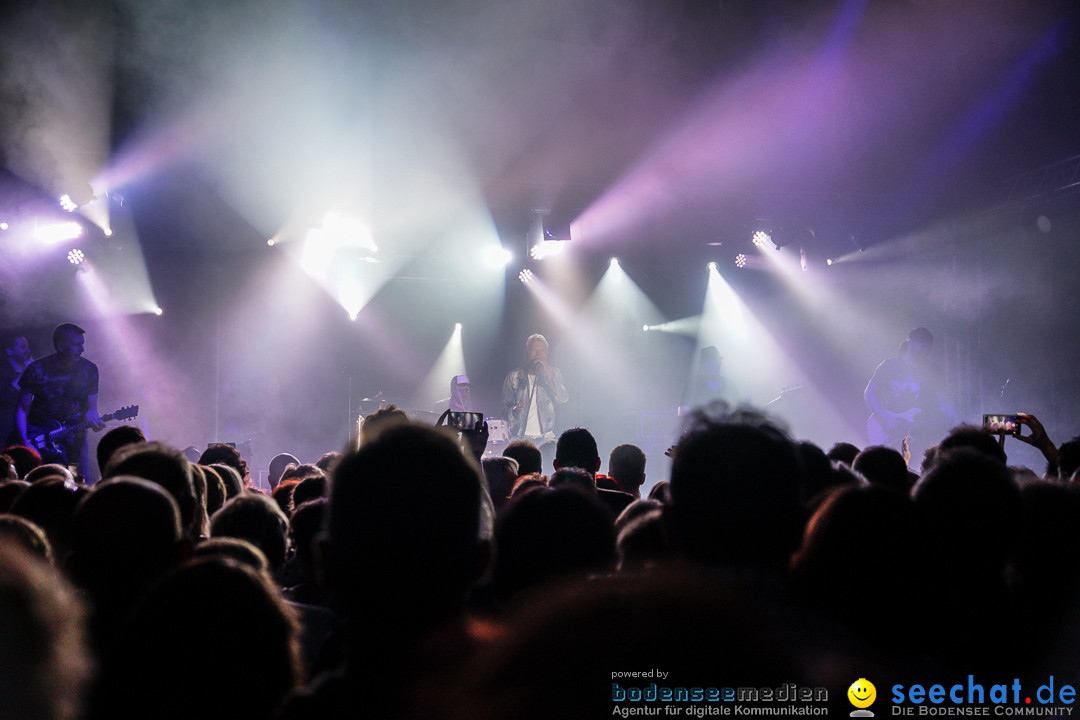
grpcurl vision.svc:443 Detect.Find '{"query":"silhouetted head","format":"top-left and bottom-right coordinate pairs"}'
top-left (211, 463), bottom-right (244, 499)
top-left (87, 558), bottom-right (300, 720)
top-left (210, 493), bottom-right (289, 574)
top-left (104, 442), bottom-right (196, 535)
top-left (267, 453), bottom-right (300, 490)
top-left (198, 444), bottom-right (249, 484)
top-left (192, 536), bottom-right (272, 579)
top-left (913, 448), bottom-right (1021, 581)
top-left (554, 428), bottom-right (600, 475)
top-left (853, 445), bottom-right (912, 493)
top-left (0, 480), bottom-right (30, 513)
top-left (8, 477), bottom-right (87, 565)
top-left (936, 424), bottom-right (1008, 466)
top-left (492, 485), bottom-right (615, 605)
top-left (68, 477), bottom-right (187, 655)
top-left (548, 467), bottom-right (596, 493)
top-left (0, 546), bottom-right (90, 720)
top-left (200, 465), bottom-right (227, 516)
top-left (24, 464), bottom-right (73, 484)
top-left (3, 445), bottom-right (41, 478)
top-left (826, 442), bottom-right (861, 467)
top-left (95, 425), bottom-right (146, 475)
top-left (481, 456), bottom-right (520, 511)
top-left (608, 444), bottom-right (646, 497)
top-left (665, 410), bottom-right (804, 570)
top-left (504, 440), bottom-right (542, 477)
top-left (328, 423), bottom-right (484, 626)
top-left (292, 474), bottom-right (327, 507)
top-left (315, 451), bottom-right (342, 473)
top-left (359, 404), bottom-right (410, 445)
top-left (0, 514), bottom-right (53, 564)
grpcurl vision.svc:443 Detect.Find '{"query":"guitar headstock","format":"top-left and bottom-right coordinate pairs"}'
top-left (113, 405), bottom-right (139, 422)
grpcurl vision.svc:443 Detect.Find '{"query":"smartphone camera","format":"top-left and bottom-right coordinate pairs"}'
top-left (983, 414), bottom-right (1022, 436)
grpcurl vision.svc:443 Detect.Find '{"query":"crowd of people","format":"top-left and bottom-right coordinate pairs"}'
top-left (3, 387), bottom-right (1080, 717)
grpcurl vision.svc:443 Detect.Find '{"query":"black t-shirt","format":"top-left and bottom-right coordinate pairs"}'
top-left (869, 356), bottom-right (942, 416)
top-left (18, 354), bottom-right (99, 428)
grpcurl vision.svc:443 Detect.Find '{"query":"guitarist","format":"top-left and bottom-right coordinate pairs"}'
top-left (864, 327), bottom-right (961, 469)
top-left (13, 323), bottom-right (104, 480)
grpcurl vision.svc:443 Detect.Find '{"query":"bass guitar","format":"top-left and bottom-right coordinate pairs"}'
top-left (27, 405), bottom-right (140, 457)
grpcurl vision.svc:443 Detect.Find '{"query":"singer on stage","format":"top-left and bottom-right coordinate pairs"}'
top-left (501, 333), bottom-right (569, 443)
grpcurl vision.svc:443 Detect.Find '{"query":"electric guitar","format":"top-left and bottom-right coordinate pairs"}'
top-left (866, 407), bottom-right (923, 446)
top-left (27, 405), bottom-right (140, 456)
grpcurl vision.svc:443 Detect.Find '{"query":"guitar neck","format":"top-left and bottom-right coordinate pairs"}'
top-left (45, 409), bottom-right (126, 441)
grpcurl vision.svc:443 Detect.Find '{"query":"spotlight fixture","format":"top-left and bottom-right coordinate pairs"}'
top-left (67, 249), bottom-right (85, 265)
top-left (154, 307), bottom-right (164, 316)
top-left (734, 254), bottom-right (748, 268)
top-left (826, 258), bottom-right (833, 266)
top-left (751, 230), bottom-right (771, 248)
top-left (518, 269), bottom-right (534, 283)
top-left (59, 184), bottom-right (95, 212)
top-left (610, 257), bottom-right (619, 267)
top-left (706, 261), bottom-right (718, 272)
top-left (529, 232), bottom-right (568, 261)
top-left (527, 211), bottom-right (574, 261)
top-left (642, 324), bottom-right (650, 332)
top-left (267, 238), bottom-right (276, 247)
top-left (454, 322), bottom-right (462, 331)
top-left (0, 222), bottom-right (7, 230)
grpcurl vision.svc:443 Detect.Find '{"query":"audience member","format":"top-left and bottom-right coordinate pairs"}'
top-left (503, 440), bottom-right (542, 477)
top-left (664, 409), bottom-right (804, 572)
top-left (201, 464), bottom-right (228, 516)
top-left (292, 472), bottom-right (329, 507)
top-left (198, 443), bottom-right (251, 488)
top-left (491, 485), bottom-right (615, 607)
top-left (103, 441), bottom-right (198, 537)
top-left (0, 546), bottom-right (91, 720)
top-left (3, 444), bottom-right (42, 478)
top-left (315, 451), bottom-right (342, 474)
top-left (8, 476), bottom-right (87, 566)
top-left (95, 425), bottom-right (145, 476)
top-left (481, 456), bottom-right (519, 511)
top-left (825, 441), bottom-right (860, 467)
top-left (852, 445), bottom-right (912, 493)
top-left (210, 492), bottom-right (290, 576)
top-left (0, 513), bottom-right (54, 564)
top-left (607, 443), bottom-right (647, 498)
top-left (67, 477), bottom-right (190, 653)
top-left (279, 423), bottom-right (487, 719)
top-left (269, 452), bottom-right (301, 490)
top-left (86, 558), bottom-right (301, 720)
top-left (0, 479), bottom-right (30, 512)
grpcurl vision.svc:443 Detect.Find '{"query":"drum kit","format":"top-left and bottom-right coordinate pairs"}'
top-left (357, 397), bottom-right (511, 455)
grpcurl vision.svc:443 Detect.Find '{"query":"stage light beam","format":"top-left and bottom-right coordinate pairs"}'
top-left (34, 222), bottom-right (84, 243)
top-left (483, 245), bottom-right (513, 268)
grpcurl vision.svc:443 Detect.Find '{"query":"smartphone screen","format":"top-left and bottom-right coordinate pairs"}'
top-left (983, 414), bottom-right (1021, 436)
top-left (447, 411), bottom-right (484, 430)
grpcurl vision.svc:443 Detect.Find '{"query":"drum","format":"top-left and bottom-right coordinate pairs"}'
top-left (486, 418), bottom-right (510, 443)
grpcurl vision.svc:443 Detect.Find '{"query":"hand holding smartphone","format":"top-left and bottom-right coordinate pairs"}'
top-left (983, 414), bottom-right (1022, 436)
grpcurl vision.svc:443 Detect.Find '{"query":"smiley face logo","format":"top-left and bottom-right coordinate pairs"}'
top-left (848, 678), bottom-right (876, 709)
